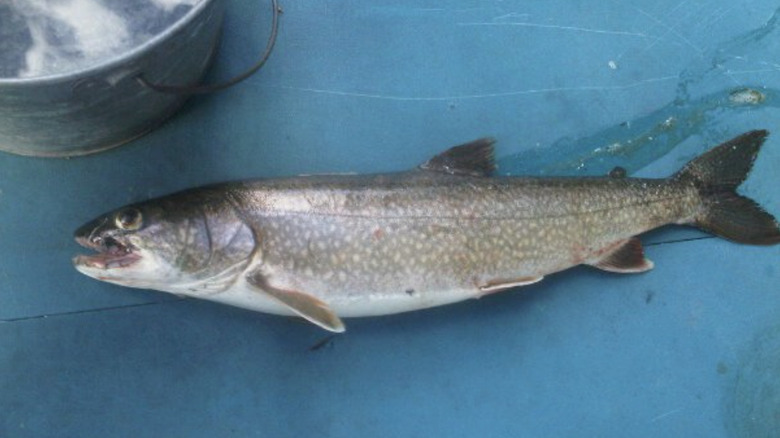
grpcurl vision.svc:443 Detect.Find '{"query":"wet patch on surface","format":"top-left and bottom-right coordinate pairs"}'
top-left (496, 7), bottom-right (780, 177)
top-left (723, 325), bottom-right (780, 438)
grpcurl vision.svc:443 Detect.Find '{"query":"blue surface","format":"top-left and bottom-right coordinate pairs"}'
top-left (2, 1), bottom-right (780, 437)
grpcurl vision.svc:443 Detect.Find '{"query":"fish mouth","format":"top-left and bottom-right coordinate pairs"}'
top-left (73, 235), bottom-right (141, 270)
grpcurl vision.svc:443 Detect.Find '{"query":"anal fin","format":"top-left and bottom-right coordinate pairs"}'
top-left (588, 237), bottom-right (654, 274)
top-left (246, 271), bottom-right (345, 333)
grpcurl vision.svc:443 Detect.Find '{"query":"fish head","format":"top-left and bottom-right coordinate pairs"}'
top-left (73, 195), bottom-right (256, 293)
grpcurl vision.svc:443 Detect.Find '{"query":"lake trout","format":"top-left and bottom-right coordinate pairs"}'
top-left (73, 131), bottom-right (780, 332)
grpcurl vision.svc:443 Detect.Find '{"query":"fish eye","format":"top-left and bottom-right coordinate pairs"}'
top-left (115, 208), bottom-right (143, 231)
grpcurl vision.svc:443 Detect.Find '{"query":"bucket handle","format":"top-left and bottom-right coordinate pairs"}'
top-left (135, 0), bottom-right (281, 95)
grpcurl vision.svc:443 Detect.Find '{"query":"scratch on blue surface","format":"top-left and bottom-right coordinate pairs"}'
top-left (270, 75), bottom-right (679, 101)
top-left (490, 12), bottom-right (531, 21)
top-left (650, 408), bottom-right (683, 422)
top-left (698, 6), bottom-right (735, 31)
top-left (635, 7), bottom-right (704, 55)
top-left (456, 22), bottom-right (653, 38)
top-left (613, 0), bottom-right (696, 63)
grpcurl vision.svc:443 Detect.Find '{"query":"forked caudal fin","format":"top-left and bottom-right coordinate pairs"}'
top-left (675, 130), bottom-right (780, 245)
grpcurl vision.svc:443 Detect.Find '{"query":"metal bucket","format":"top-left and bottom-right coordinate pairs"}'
top-left (0, 0), bottom-right (225, 157)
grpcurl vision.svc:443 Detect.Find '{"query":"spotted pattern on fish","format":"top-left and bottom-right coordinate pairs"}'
top-left (73, 131), bottom-right (779, 331)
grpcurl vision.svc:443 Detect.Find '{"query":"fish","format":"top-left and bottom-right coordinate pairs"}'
top-left (73, 130), bottom-right (780, 332)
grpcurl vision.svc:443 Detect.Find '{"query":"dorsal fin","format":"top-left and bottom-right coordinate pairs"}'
top-left (609, 166), bottom-right (627, 179)
top-left (419, 138), bottom-right (496, 177)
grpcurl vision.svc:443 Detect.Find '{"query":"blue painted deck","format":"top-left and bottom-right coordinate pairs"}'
top-left (1, 1), bottom-right (779, 437)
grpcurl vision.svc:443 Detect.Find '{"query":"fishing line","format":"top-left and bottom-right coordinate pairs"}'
top-left (0, 297), bottom-right (188, 324)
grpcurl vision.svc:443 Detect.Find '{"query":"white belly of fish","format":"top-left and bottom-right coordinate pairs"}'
top-left (200, 275), bottom-right (482, 318)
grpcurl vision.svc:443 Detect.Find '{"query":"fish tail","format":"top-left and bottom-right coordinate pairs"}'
top-left (675, 130), bottom-right (780, 245)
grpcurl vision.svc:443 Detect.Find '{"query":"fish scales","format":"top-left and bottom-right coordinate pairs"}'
top-left (73, 132), bottom-right (780, 331)
top-left (227, 174), bottom-right (699, 304)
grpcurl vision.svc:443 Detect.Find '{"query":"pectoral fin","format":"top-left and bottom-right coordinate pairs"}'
top-left (589, 237), bottom-right (654, 273)
top-left (245, 271), bottom-right (345, 333)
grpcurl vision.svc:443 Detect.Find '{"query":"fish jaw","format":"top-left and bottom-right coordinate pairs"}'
top-left (73, 235), bottom-right (141, 268)
top-left (72, 234), bottom-right (146, 284)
